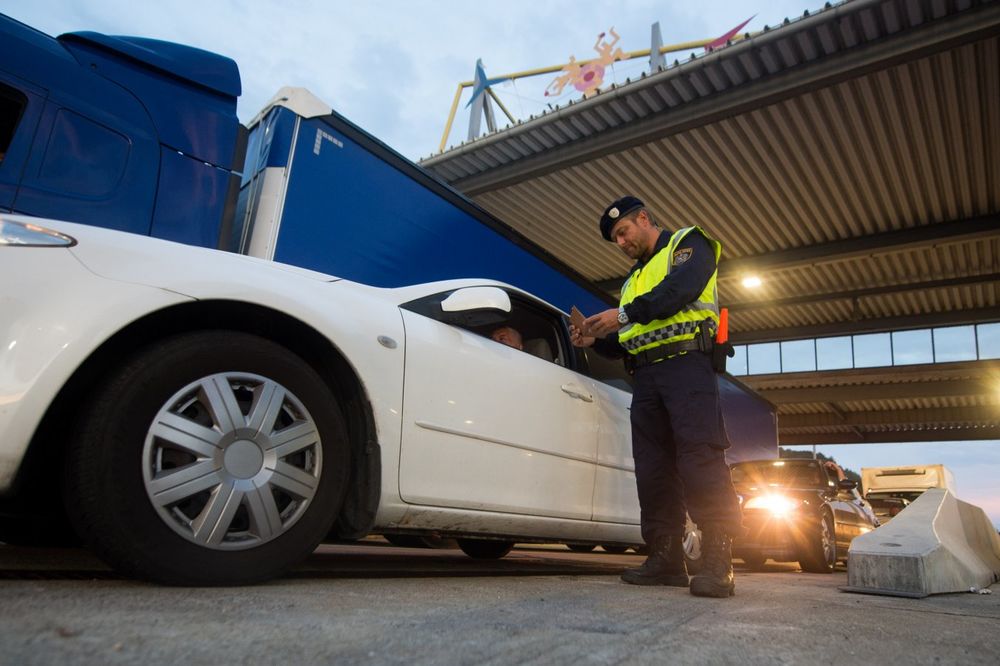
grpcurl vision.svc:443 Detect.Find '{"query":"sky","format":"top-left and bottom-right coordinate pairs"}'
top-left (4, 0), bottom-right (822, 161)
top-left (4, 0), bottom-right (998, 526)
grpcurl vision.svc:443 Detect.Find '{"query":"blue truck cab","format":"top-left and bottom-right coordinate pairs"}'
top-left (0, 13), bottom-right (246, 248)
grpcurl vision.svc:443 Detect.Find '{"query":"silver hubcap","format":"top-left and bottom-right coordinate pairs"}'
top-left (142, 372), bottom-right (322, 550)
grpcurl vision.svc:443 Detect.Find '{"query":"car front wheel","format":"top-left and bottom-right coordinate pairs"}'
top-left (798, 511), bottom-right (836, 574)
top-left (64, 331), bottom-right (351, 585)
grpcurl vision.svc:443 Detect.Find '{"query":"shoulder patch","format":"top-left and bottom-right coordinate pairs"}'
top-left (672, 247), bottom-right (693, 265)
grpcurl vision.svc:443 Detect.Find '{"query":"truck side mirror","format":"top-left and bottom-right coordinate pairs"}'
top-left (837, 479), bottom-right (858, 491)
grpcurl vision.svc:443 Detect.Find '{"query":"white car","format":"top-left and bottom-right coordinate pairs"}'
top-left (0, 216), bottom-right (641, 584)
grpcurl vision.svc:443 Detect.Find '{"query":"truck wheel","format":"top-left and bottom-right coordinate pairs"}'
top-left (457, 539), bottom-right (513, 559)
top-left (64, 331), bottom-right (350, 585)
top-left (566, 544), bottom-right (596, 553)
top-left (798, 512), bottom-right (836, 574)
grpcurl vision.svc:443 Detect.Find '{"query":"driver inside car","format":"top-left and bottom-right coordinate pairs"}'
top-left (491, 325), bottom-right (524, 351)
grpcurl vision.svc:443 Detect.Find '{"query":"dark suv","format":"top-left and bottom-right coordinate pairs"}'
top-left (731, 459), bottom-right (880, 573)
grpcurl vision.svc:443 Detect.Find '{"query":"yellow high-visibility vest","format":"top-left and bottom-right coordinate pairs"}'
top-left (618, 226), bottom-right (721, 355)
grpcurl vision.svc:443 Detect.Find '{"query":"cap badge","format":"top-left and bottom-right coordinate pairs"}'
top-left (608, 207), bottom-right (620, 219)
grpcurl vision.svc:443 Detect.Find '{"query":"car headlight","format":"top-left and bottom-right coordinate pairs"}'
top-left (744, 494), bottom-right (801, 518)
top-left (0, 219), bottom-right (76, 247)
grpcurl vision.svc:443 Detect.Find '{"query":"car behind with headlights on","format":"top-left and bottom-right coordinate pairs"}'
top-left (731, 459), bottom-right (879, 573)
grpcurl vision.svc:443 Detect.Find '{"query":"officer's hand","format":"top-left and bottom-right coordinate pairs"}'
top-left (584, 308), bottom-right (622, 338)
top-left (569, 324), bottom-right (595, 348)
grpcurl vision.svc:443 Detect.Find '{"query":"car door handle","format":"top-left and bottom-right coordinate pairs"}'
top-left (561, 383), bottom-right (594, 402)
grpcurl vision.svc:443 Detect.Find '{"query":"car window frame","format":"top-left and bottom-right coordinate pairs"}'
top-left (400, 286), bottom-right (576, 370)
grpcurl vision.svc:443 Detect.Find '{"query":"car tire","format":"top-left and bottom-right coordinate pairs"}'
top-left (740, 551), bottom-right (767, 571)
top-left (566, 544), bottom-right (596, 553)
top-left (64, 331), bottom-right (351, 586)
top-left (601, 544), bottom-right (629, 554)
top-left (798, 511), bottom-right (836, 574)
top-left (457, 538), bottom-right (514, 559)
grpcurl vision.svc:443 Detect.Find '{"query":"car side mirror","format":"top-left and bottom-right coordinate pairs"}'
top-left (837, 479), bottom-right (858, 491)
top-left (439, 286), bottom-right (511, 327)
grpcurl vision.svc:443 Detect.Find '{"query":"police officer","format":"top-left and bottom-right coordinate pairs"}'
top-left (571, 195), bottom-right (742, 598)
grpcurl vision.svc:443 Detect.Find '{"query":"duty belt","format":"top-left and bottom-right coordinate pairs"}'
top-left (627, 339), bottom-right (704, 369)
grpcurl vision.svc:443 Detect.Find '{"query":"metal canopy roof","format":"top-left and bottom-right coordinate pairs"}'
top-left (421, 0), bottom-right (1000, 445)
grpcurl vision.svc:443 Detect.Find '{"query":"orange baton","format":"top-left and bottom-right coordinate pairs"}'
top-left (716, 307), bottom-right (729, 344)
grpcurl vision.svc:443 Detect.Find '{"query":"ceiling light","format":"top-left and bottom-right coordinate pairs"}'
top-left (742, 275), bottom-right (762, 289)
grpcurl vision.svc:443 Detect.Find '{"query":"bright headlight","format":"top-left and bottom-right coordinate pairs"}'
top-left (0, 219), bottom-right (76, 247)
top-left (744, 494), bottom-right (800, 518)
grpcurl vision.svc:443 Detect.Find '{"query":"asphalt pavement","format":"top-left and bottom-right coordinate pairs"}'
top-left (0, 540), bottom-right (997, 665)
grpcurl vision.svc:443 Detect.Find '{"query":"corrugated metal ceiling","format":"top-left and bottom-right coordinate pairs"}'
top-left (420, 0), bottom-right (1000, 444)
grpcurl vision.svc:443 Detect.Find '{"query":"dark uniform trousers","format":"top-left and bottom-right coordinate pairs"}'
top-left (630, 349), bottom-right (743, 544)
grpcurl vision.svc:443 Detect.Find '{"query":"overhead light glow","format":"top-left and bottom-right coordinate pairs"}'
top-left (742, 275), bottom-right (762, 289)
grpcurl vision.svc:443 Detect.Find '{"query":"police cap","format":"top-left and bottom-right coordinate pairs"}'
top-left (599, 195), bottom-right (645, 241)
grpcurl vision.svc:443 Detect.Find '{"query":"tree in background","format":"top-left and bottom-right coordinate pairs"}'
top-left (778, 447), bottom-right (861, 483)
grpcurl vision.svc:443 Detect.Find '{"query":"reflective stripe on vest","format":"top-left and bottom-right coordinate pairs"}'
top-left (618, 226), bottom-right (722, 354)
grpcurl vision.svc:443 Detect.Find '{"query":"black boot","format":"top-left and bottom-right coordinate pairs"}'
top-left (620, 535), bottom-right (688, 586)
top-left (690, 531), bottom-right (735, 598)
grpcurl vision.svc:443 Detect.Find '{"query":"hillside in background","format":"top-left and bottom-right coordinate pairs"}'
top-left (778, 447), bottom-right (861, 483)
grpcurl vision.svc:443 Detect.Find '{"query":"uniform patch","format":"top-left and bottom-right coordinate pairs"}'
top-left (673, 248), bottom-right (693, 265)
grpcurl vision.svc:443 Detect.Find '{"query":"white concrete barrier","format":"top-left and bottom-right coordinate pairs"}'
top-left (845, 488), bottom-right (1000, 598)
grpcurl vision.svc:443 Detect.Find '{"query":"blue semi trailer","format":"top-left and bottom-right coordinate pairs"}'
top-left (228, 88), bottom-right (610, 314)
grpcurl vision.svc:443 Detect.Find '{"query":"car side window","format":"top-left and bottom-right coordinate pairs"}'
top-left (400, 288), bottom-right (570, 367)
top-left (0, 83), bottom-right (27, 165)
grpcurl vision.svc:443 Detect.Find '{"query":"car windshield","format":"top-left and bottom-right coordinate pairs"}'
top-left (731, 460), bottom-right (827, 490)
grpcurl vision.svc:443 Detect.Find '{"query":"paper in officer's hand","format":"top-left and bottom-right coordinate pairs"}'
top-left (570, 306), bottom-right (588, 335)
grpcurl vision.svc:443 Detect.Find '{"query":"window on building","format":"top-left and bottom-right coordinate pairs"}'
top-left (729, 344), bottom-right (748, 375)
top-left (816, 336), bottom-right (853, 370)
top-left (853, 333), bottom-right (891, 368)
top-left (747, 342), bottom-right (781, 374)
top-left (781, 339), bottom-right (816, 372)
top-left (892, 329), bottom-right (933, 365)
top-left (933, 325), bottom-right (977, 362)
top-left (977, 323), bottom-right (1000, 360)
